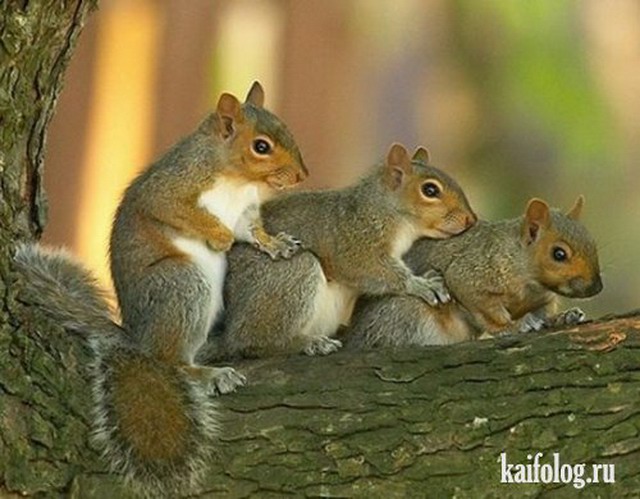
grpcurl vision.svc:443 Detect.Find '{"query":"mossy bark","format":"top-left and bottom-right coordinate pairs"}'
top-left (1, 1), bottom-right (639, 497)
top-left (0, 0), bottom-right (96, 241)
top-left (206, 315), bottom-right (640, 497)
top-left (4, 306), bottom-right (640, 497)
top-left (0, 0), bottom-right (98, 496)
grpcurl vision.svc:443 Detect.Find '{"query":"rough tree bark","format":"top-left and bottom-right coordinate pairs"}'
top-left (1, 2), bottom-right (639, 498)
top-left (0, 0), bottom-right (99, 495)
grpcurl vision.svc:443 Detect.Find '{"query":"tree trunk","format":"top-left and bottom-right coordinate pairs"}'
top-left (1, 2), bottom-right (639, 498)
top-left (0, 0), bottom-right (98, 496)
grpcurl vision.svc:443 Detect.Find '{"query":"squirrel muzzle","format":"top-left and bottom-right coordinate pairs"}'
top-left (442, 210), bottom-right (477, 236)
top-left (560, 274), bottom-right (604, 298)
top-left (266, 161), bottom-right (308, 190)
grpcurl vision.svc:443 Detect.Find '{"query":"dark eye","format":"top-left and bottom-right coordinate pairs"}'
top-left (252, 138), bottom-right (272, 155)
top-left (421, 182), bottom-right (440, 198)
top-left (552, 246), bottom-right (568, 262)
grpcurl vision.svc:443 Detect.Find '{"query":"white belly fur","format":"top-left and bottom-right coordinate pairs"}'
top-left (171, 178), bottom-right (263, 331)
top-left (198, 177), bottom-right (261, 234)
top-left (171, 236), bottom-right (226, 333)
top-left (302, 273), bottom-right (358, 339)
top-left (392, 220), bottom-right (419, 258)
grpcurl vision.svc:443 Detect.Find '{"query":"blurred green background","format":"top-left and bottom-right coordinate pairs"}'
top-left (44, 0), bottom-right (639, 318)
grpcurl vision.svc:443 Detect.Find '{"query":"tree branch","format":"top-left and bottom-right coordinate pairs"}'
top-left (3, 305), bottom-right (639, 496)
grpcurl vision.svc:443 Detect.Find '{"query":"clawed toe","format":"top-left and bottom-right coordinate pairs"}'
top-left (211, 367), bottom-right (247, 395)
top-left (304, 336), bottom-right (342, 356)
top-left (559, 307), bottom-right (586, 326)
top-left (519, 313), bottom-right (546, 333)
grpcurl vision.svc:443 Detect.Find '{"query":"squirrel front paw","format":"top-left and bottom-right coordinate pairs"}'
top-left (553, 307), bottom-right (586, 327)
top-left (255, 231), bottom-right (302, 260)
top-left (206, 226), bottom-right (235, 252)
top-left (303, 336), bottom-right (342, 356)
top-left (518, 313), bottom-right (546, 333)
top-left (407, 270), bottom-right (451, 306)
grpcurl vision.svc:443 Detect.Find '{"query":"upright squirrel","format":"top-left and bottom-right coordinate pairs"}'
top-left (347, 196), bottom-right (603, 347)
top-left (198, 145), bottom-right (476, 360)
top-left (13, 82), bottom-right (306, 495)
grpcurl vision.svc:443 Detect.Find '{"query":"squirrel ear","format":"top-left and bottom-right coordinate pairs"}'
top-left (522, 198), bottom-right (550, 244)
top-left (216, 93), bottom-right (242, 138)
top-left (566, 195), bottom-right (585, 220)
top-left (412, 147), bottom-right (431, 164)
top-left (245, 81), bottom-right (265, 108)
top-left (385, 143), bottom-right (412, 190)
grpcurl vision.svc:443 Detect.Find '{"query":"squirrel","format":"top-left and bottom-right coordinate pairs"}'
top-left (13, 81), bottom-right (307, 496)
top-left (346, 195), bottom-right (603, 348)
top-left (196, 144), bottom-right (477, 361)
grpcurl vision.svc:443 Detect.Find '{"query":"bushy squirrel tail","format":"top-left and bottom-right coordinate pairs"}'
top-left (13, 244), bottom-right (219, 496)
top-left (92, 345), bottom-right (219, 496)
top-left (13, 243), bottom-right (120, 337)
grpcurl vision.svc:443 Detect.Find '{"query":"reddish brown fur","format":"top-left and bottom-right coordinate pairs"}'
top-left (427, 303), bottom-right (474, 343)
top-left (112, 356), bottom-right (190, 461)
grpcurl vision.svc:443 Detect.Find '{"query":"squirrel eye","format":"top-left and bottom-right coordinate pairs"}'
top-left (252, 138), bottom-right (272, 156)
top-left (421, 182), bottom-right (440, 198)
top-left (552, 246), bottom-right (568, 262)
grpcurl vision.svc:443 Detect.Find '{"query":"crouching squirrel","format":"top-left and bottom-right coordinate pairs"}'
top-left (347, 196), bottom-right (603, 348)
top-left (198, 145), bottom-right (476, 360)
top-left (13, 82), bottom-right (306, 496)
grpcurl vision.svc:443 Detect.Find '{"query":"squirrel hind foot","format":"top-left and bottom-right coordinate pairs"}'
top-left (182, 365), bottom-right (247, 395)
top-left (303, 336), bottom-right (343, 356)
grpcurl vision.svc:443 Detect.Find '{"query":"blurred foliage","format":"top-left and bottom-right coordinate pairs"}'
top-left (44, 0), bottom-right (638, 318)
top-left (451, 0), bottom-right (620, 215)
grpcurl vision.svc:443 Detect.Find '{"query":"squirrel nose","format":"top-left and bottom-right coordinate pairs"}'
top-left (465, 213), bottom-right (478, 228)
top-left (587, 275), bottom-right (604, 296)
top-left (296, 165), bottom-right (309, 183)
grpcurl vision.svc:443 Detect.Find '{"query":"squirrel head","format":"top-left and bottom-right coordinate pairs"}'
top-left (213, 81), bottom-right (308, 190)
top-left (383, 144), bottom-right (477, 239)
top-left (521, 196), bottom-right (603, 298)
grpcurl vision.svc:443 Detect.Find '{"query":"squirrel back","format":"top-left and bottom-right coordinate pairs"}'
top-left (348, 196), bottom-right (603, 347)
top-left (256, 145), bottom-right (476, 277)
top-left (405, 196), bottom-right (602, 308)
top-left (206, 144), bottom-right (476, 359)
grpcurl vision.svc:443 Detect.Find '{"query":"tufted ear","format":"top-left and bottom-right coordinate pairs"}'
top-left (245, 81), bottom-right (265, 108)
top-left (522, 198), bottom-right (550, 245)
top-left (566, 195), bottom-right (585, 220)
top-left (216, 92), bottom-right (242, 138)
top-left (385, 143), bottom-right (412, 190)
top-left (412, 147), bottom-right (431, 164)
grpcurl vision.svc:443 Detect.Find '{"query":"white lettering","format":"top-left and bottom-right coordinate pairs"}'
top-left (499, 452), bottom-right (615, 490)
